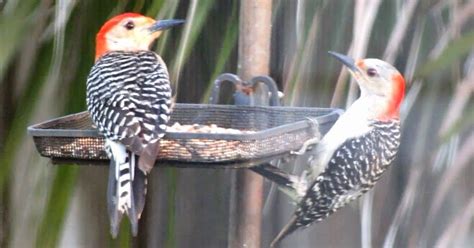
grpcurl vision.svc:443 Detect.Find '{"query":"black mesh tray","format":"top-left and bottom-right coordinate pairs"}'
top-left (28, 103), bottom-right (341, 167)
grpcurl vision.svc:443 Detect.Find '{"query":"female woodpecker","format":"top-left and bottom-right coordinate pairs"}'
top-left (271, 52), bottom-right (405, 247)
top-left (86, 13), bottom-right (184, 237)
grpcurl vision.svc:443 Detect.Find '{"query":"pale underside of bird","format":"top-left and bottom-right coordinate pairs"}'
top-left (270, 51), bottom-right (405, 247)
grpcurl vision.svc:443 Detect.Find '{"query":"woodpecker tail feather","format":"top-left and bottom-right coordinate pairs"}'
top-left (107, 155), bottom-right (122, 238)
top-left (270, 215), bottom-right (299, 248)
top-left (138, 141), bottom-right (159, 173)
top-left (132, 158), bottom-right (148, 221)
top-left (106, 141), bottom-right (148, 237)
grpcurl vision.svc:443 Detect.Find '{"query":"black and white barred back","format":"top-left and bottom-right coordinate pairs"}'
top-left (87, 51), bottom-right (172, 171)
top-left (86, 51), bottom-right (172, 237)
top-left (295, 119), bottom-right (401, 227)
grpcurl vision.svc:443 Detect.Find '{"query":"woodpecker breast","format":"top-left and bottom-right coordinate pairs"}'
top-left (86, 51), bottom-right (172, 158)
top-left (295, 119), bottom-right (400, 227)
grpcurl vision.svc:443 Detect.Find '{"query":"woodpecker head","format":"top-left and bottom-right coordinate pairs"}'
top-left (329, 51), bottom-right (405, 120)
top-left (95, 13), bottom-right (184, 60)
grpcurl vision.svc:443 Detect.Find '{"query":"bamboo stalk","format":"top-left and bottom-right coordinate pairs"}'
top-left (383, 0), bottom-right (420, 63)
top-left (434, 196), bottom-right (474, 248)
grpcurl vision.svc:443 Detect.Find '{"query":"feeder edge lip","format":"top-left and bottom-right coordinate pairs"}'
top-left (27, 111), bottom-right (92, 137)
top-left (27, 105), bottom-right (344, 138)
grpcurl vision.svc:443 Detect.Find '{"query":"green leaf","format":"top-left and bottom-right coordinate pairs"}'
top-left (415, 31), bottom-right (474, 79)
top-left (36, 166), bottom-right (78, 248)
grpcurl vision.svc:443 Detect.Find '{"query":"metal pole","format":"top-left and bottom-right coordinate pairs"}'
top-left (228, 0), bottom-right (272, 247)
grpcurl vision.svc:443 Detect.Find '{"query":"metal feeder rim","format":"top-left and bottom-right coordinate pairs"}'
top-left (50, 153), bottom-right (286, 168)
top-left (27, 104), bottom-right (343, 141)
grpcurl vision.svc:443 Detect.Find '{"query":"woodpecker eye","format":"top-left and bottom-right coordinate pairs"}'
top-left (367, 68), bottom-right (378, 77)
top-left (124, 21), bottom-right (135, 30)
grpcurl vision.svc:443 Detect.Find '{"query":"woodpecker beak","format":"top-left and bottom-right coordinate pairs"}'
top-left (149, 19), bottom-right (185, 33)
top-left (328, 51), bottom-right (359, 73)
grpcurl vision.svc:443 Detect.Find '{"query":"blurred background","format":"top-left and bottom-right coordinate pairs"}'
top-left (0, 0), bottom-right (473, 247)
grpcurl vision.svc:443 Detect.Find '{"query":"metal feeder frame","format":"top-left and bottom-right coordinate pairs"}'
top-left (28, 73), bottom-right (342, 187)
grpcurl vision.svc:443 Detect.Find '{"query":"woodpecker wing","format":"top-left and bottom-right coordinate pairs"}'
top-left (272, 120), bottom-right (400, 246)
top-left (87, 51), bottom-right (172, 236)
top-left (87, 51), bottom-right (172, 172)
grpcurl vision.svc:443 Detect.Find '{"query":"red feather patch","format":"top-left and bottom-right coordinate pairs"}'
top-left (380, 73), bottom-right (405, 120)
top-left (95, 13), bottom-right (144, 60)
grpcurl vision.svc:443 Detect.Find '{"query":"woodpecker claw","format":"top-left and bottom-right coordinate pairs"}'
top-left (291, 117), bottom-right (321, 155)
top-left (291, 136), bottom-right (320, 155)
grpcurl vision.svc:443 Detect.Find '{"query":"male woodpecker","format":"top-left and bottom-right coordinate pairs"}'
top-left (86, 13), bottom-right (184, 237)
top-left (271, 52), bottom-right (405, 247)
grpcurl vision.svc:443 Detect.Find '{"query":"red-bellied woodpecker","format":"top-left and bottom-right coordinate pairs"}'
top-left (270, 52), bottom-right (405, 247)
top-left (86, 13), bottom-right (184, 237)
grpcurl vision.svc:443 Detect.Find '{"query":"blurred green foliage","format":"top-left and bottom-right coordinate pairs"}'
top-left (0, 0), bottom-right (472, 247)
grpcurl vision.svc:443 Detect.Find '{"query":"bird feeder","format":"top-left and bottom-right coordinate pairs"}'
top-left (28, 74), bottom-right (341, 178)
top-left (27, 73), bottom-right (342, 248)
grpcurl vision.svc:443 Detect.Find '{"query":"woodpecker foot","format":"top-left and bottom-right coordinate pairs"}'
top-left (290, 117), bottom-right (320, 155)
top-left (291, 136), bottom-right (320, 155)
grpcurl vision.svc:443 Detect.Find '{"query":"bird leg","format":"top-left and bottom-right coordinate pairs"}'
top-left (251, 162), bottom-right (309, 202)
top-left (291, 117), bottom-right (321, 155)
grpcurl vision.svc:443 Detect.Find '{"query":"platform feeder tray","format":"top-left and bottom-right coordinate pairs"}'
top-left (28, 103), bottom-right (341, 168)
